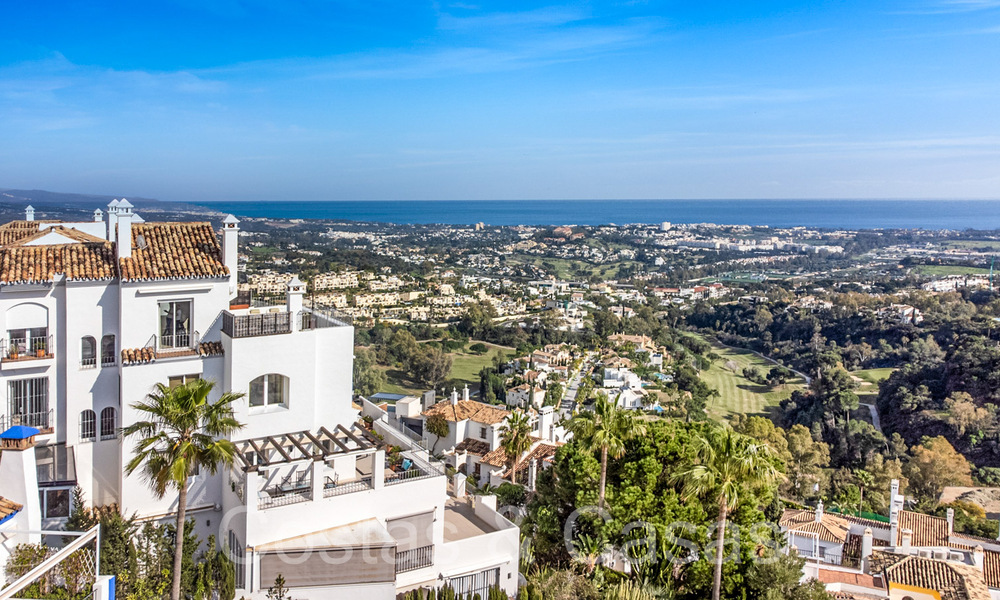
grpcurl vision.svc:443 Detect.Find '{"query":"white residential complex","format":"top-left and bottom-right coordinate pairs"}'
top-left (0, 204), bottom-right (518, 599)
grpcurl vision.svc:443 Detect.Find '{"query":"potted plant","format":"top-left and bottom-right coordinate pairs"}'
top-left (8, 345), bottom-right (18, 359)
top-left (34, 339), bottom-right (46, 357)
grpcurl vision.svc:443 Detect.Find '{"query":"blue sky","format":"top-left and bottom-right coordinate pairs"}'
top-left (1, 0), bottom-right (999, 201)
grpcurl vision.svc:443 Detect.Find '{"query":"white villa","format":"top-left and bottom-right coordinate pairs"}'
top-left (780, 480), bottom-right (1000, 599)
top-left (413, 389), bottom-right (566, 489)
top-left (0, 204), bottom-right (519, 599)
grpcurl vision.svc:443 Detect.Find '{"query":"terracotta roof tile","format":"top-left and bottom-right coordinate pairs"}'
top-left (899, 510), bottom-right (950, 546)
top-left (0, 242), bottom-right (117, 284)
top-left (120, 341), bottom-right (224, 366)
top-left (121, 347), bottom-right (157, 365)
top-left (119, 222), bottom-right (228, 282)
top-left (817, 569), bottom-right (880, 588)
top-left (481, 446), bottom-right (508, 467)
top-left (985, 549), bottom-right (1000, 589)
top-left (0, 221), bottom-right (52, 246)
top-left (871, 551), bottom-right (992, 600)
top-left (454, 438), bottom-right (490, 456)
top-left (504, 440), bottom-right (561, 477)
top-left (423, 399), bottom-right (510, 425)
top-left (198, 341), bottom-right (224, 357)
top-left (843, 532), bottom-right (889, 566)
top-left (0, 496), bottom-right (23, 524)
top-left (780, 509), bottom-right (851, 544)
top-left (7, 226), bottom-right (108, 245)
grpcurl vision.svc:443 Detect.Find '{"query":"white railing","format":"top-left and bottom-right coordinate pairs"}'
top-left (324, 475), bottom-right (373, 498)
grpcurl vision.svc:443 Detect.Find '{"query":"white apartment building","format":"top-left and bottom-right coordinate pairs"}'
top-left (0, 204), bottom-right (519, 599)
top-left (312, 271), bottom-right (361, 291)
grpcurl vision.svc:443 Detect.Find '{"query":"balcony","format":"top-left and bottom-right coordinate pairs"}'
top-left (222, 306), bottom-right (352, 339)
top-left (324, 475), bottom-right (374, 497)
top-left (396, 545), bottom-right (434, 574)
top-left (0, 409), bottom-right (53, 432)
top-left (222, 310), bottom-right (291, 338)
top-left (2, 335), bottom-right (54, 366)
top-left (228, 423), bottom-right (445, 512)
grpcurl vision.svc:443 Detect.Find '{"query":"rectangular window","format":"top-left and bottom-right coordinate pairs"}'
top-left (449, 568), bottom-right (501, 599)
top-left (228, 530), bottom-right (245, 589)
top-left (266, 374), bottom-right (285, 406)
top-left (101, 335), bottom-right (116, 366)
top-left (249, 374), bottom-right (288, 408)
top-left (159, 300), bottom-right (192, 349)
top-left (249, 377), bottom-right (265, 407)
top-left (36, 444), bottom-right (77, 485)
top-left (7, 327), bottom-right (48, 357)
top-left (168, 374), bottom-right (201, 389)
top-left (480, 426), bottom-right (487, 439)
top-left (80, 411), bottom-right (96, 440)
top-left (100, 408), bottom-right (117, 440)
top-left (39, 488), bottom-right (71, 519)
top-left (8, 378), bottom-right (49, 429)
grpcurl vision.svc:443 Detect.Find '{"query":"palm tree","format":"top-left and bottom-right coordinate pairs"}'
top-left (123, 379), bottom-right (244, 600)
top-left (567, 395), bottom-right (647, 508)
top-left (854, 468), bottom-right (874, 515)
top-left (672, 427), bottom-right (781, 600)
top-left (500, 409), bottom-right (533, 484)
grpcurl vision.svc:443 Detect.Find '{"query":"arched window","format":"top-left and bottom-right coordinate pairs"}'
top-left (100, 407), bottom-right (116, 440)
top-left (101, 335), bottom-right (116, 367)
top-left (80, 410), bottom-right (96, 440)
top-left (249, 374), bottom-right (288, 408)
top-left (81, 337), bottom-right (96, 368)
top-left (7, 302), bottom-right (49, 358)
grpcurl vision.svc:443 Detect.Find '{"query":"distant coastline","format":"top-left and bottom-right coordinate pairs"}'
top-left (194, 199), bottom-right (1000, 230)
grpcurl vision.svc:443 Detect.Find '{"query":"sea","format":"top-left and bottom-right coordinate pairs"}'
top-left (195, 199), bottom-right (1000, 230)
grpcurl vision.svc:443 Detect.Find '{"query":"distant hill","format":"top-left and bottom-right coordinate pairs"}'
top-left (0, 188), bottom-right (221, 222)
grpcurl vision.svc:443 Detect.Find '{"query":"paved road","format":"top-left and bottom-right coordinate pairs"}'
top-left (705, 335), bottom-right (812, 384)
top-left (560, 356), bottom-right (593, 416)
top-left (859, 402), bottom-right (883, 434)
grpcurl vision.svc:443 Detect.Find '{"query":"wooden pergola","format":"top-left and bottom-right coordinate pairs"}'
top-left (233, 423), bottom-right (377, 471)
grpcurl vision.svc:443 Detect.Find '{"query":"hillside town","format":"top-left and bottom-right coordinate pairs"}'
top-left (1, 203), bottom-right (1000, 600)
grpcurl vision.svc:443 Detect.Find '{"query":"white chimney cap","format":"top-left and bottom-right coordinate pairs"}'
top-left (117, 198), bottom-right (134, 210)
top-left (25, 204), bottom-right (34, 211)
top-left (107, 199), bottom-right (120, 208)
top-left (223, 214), bottom-right (240, 224)
top-left (288, 275), bottom-right (304, 287)
top-left (132, 213), bottom-right (145, 223)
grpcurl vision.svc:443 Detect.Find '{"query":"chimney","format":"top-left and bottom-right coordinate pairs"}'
top-left (0, 426), bottom-right (43, 545)
top-left (93, 208), bottom-right (103, 224)
top-left (286, 275), bottom-right (305, 329)
top-left (106, 200), bottom-right (120, 243)
top-left (528, 459), bottom-right (538, 492)
top-left (900, 528), bottom-right (912, 552)
top-left (973, 545), bottom-right (984, 569)
top-left (890, 503), bottom-right (900, 546)
top-left (861, 528), bottom-right (874, 563)
top-left (450, 388), bottom-right (459, 406)
top-left (462, 385), bottom-right (470, 402)
top-left (221, 215), bottom-right (240, 297)
top-left (116, 199), bottom-right (134, 260)
top-left (539, 405), bottom-right (554, 440)
top-left (890, 478), bottom-right (904, 513)
top-left (946, 508), bottom-right (955, 535)
top-left (815, 500), bottom-right (824, 523)
top-left (422, 390), bottom-right (436, 411)
top-left (24, 205), bottom-right (34, 221)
